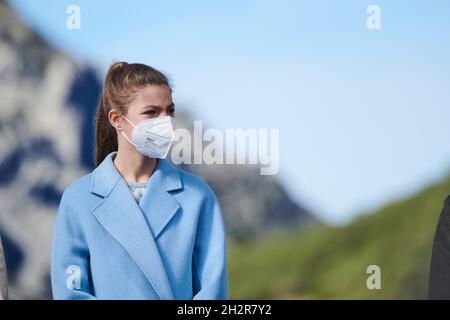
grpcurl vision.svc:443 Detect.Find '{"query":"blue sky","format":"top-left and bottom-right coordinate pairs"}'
top-left (8, 0), bottom-right (450, 224)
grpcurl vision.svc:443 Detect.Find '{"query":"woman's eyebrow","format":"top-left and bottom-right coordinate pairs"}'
top-left (142, 103), bottom-right (174, 110)
top-left (142, 105), bottom-right (161, 109)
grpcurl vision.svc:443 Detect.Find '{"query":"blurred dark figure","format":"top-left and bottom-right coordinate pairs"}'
top-left (0, 236), bottom-right (7, 300)
top-left (429, 195), bottom-right (450, 299)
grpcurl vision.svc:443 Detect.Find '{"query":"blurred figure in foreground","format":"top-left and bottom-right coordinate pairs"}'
top-left (429, 195), bottom-right (450, 299)
top-left (0, 235), bottom-right (7, 300)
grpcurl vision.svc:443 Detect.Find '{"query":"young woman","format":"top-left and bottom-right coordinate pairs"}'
top-left (51, 62), bottom-right (228, 300)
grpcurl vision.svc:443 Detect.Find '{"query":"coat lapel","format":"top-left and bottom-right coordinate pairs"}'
top-left (138, 158), bottom-right (182, 240)
top-left (89, 151), bottom-right (183, 300)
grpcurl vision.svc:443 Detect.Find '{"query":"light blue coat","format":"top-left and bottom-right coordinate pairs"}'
top-left (51, 151), bottom-right (229, 300)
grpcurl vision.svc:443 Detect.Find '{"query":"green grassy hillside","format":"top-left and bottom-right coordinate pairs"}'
top-left (228, 175), bottom-right (450, 299)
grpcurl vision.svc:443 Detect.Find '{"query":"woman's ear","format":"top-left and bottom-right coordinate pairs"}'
top-left (108, 108), bottom-right (123, 131)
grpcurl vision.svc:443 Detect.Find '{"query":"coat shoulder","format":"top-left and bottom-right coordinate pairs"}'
top-left (176, 167), bottom-right (217, 201)
top-left (444, 194), bottom-right (450, 207)
top-left (59, 172), bottom-right (94, 208)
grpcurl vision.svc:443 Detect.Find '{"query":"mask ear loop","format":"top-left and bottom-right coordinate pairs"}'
top-left (120, 115), bottom-right (138, 148)
top-left (122, 115), bottom-right (137, 128)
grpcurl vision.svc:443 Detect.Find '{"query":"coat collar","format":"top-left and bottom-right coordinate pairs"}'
top-left (89, 151), bottom-right (183, 299)
top-left (90, 151), bottom-right (182, 197)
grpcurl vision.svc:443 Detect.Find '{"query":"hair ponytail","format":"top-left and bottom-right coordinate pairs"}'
top-left (94, 62), bottom-right (171, 166)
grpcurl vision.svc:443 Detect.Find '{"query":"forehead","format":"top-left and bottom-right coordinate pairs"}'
top-left (130, 84), bottom-right (172, 107)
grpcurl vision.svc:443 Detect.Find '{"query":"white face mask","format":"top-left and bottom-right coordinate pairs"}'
top-left (120, 115), bottom-right (175, 159)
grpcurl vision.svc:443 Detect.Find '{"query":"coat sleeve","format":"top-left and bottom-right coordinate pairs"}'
top-left (192, 188), bottom-right (229, 300)
top-left (0, 235), bottom-right (8, 300)
top-left (429, 195), bottom-right (450, 299)
top-left (51, 192), bottom-right (96, 300)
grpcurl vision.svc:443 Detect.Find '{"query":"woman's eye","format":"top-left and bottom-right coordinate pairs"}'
top-left (144, 110), bottom-right (157, 116)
